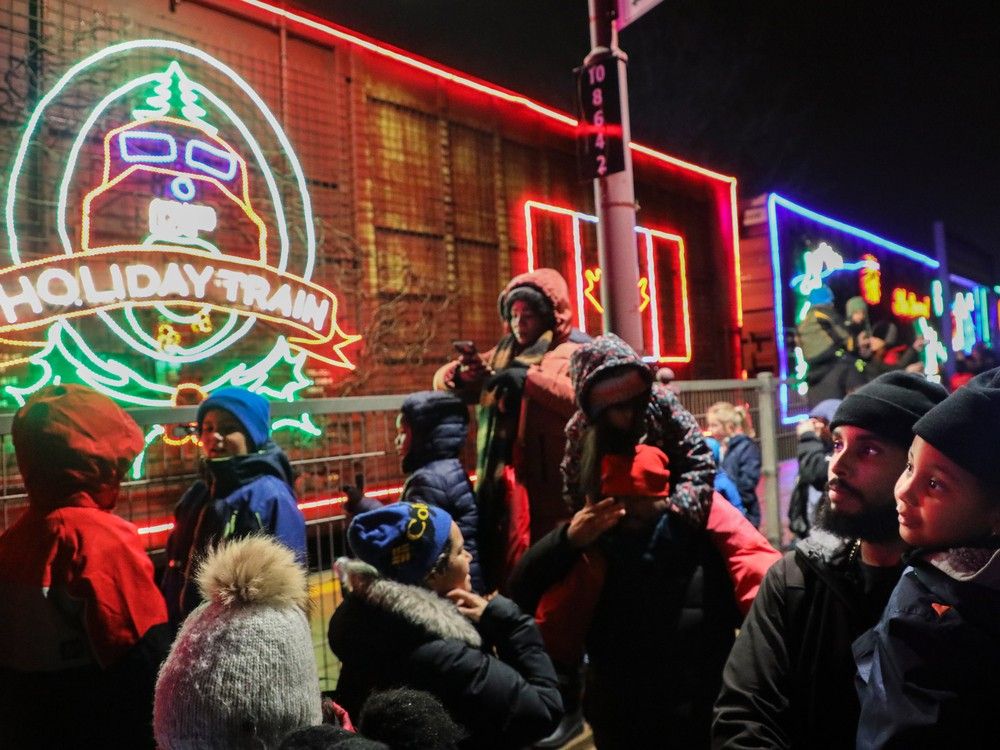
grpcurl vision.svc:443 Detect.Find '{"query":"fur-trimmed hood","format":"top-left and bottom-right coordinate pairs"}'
top-left (796, 527), bottom-right (858, 569)
top-left (333, 558), bottom-right (481, 648)
top-left (497, 269), bottom-right (573, 345)
top-left (922, 544), bottom-right (1000, 589)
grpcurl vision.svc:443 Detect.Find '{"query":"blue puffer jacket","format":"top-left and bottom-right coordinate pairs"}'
top-left (705, 437), bottom-right (745, 515)
top-left (721, 434), bottom-right (762, 527)
top-left (400, 391), bottom-right (483, 593)
top-left (161, 443), bottom-right (306, 628)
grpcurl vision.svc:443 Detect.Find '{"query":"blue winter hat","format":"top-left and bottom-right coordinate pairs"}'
top-left (809, 398), bottom-right (842, 424)
top-left (197, 387), bottom-right (271, 451)
top-left (348, 502), bottom-right (453, 585)
top-left (808, 285), bottom-right (834, 305)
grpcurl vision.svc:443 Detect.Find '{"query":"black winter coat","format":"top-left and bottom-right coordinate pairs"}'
top-left (400, 391), bottom-right (483, 592)
top-left (721, 434), bottom-right (761, 527)
top-left (713, 530), bottom-right (902, 749)
top-left (854, 547), bottom-right (1000, 749)
top-left (509, 516), bottom-right (740, 749)
top-left (328, 561), bottom-right (561, 750)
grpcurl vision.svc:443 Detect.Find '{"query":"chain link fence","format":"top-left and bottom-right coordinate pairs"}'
top-left (0, 376), bottom-right (796, 689)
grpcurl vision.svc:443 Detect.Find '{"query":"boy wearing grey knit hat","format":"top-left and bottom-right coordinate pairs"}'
top-left (715, 371), bottom-right (948, 749)
top-left (154, 535), bottom-right (322, 749)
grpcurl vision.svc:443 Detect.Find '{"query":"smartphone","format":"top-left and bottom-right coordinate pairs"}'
top-left (453, 340), bottom-right (477, 359)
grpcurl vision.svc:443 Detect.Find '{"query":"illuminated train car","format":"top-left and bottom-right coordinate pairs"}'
top-left (739, 193), bottom-right (956, 424)
top-left (0, 0), bottom-right (741, 541)
top-left (0, 0), bottom-right (742, 418)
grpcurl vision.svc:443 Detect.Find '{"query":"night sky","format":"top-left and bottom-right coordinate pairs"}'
top-left (299, 1), bottom-right (999, 272)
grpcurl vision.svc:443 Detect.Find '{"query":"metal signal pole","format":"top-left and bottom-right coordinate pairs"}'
top-left (585, 0), bottom-right (643, 350)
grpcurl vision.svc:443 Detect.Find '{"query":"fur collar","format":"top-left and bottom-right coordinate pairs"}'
top-left (796, 528), bottom-right (856, 568)
top-left (335, 558), bottom-right (481, 647)
top-left (923, 546), bottom-right (1000, 588)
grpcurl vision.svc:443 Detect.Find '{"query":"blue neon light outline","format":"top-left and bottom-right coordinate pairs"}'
top-left (185, 139), bottom-right (238, 181)
top-left (119, 131), bottom-right (177, 163)
top-left (948, 273), bottom-right (977, 290)
top-left (769, 193), bottom-right (941, 424)
top-left (771, 194), bottom-right (940, 269)
top-left (170, 175), bottom-right (196, 201)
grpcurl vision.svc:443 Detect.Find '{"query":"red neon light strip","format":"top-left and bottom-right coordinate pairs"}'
top-left (729, 182), bottom-right (743, 327)
top-left (223, 0), bottom-right (739, 190)
top-left (134, 473), bottom-right (479, 536)
top-left (219, 0), bottom-right (742, 331)
top-left (523, 200), bottom-right (692, 363)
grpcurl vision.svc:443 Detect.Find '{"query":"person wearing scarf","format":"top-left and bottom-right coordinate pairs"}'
top-left (434, 269), bottom-right (588, 591)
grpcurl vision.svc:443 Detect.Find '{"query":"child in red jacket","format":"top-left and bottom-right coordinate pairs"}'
top-left (0, 385), bottom-right (170, 749)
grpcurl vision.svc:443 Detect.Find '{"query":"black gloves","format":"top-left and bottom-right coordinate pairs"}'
top-left (486, 365), bottom-right (529, 398)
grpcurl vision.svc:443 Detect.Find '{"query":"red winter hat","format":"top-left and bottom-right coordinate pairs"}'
top-left (600, 444), bottom-right (671, 498)
top-left (12, 384), bottom-right (144, 511)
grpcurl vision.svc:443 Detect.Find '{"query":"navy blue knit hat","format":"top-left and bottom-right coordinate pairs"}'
top-left (197, 387), bottom-right (271, 451)
top-left (348, 502), bottom-right (453, 585)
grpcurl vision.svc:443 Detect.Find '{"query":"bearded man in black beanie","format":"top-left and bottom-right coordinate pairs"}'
top-left (713, 371), bottom-right (947, 750)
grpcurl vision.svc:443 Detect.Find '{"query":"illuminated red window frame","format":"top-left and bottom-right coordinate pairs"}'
top-left (522, 200), bottom-right (692, 363)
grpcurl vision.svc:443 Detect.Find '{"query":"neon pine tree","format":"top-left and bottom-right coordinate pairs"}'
top-left (132, 61), bottom-right (216, 133)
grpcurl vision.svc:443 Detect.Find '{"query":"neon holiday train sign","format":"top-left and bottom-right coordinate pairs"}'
top-left (1, 40), bottom-right (359, 418)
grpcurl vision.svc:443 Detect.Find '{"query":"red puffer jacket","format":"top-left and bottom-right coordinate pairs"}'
top-left (0, 385), bottom-right (169, 748)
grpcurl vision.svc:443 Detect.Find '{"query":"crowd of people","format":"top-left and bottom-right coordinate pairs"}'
top-left (0, 267), bottom-right (997, 748)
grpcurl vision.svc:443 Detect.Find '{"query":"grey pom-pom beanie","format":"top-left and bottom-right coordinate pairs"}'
top-left (154, 536), bottom-right (322, 749)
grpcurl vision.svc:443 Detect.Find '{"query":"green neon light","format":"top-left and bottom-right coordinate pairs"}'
top-left (3, 353), bottom-right (54, 406)
top-left (132, 425), bottom-right (166, 479)
top-left (272, 413), bottom-right (322, 436)
top-left (132, 61), bottom-right (215, 133)
top-left (978, 286), bottom-right (990, 346)
top-left (226, 337), bottom-right (313, 402)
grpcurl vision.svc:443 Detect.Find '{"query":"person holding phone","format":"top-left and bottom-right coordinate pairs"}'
top-left (434, 268), bottom-right (589, 593)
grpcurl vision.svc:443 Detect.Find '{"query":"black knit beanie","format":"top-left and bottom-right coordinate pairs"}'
top-left (914, 366), bottom-right (1000, 486)
top-left (830, 371), bottom-right (948, 447)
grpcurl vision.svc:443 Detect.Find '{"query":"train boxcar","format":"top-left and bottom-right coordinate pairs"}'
top-left (0, 0), bottom-right (743, 418)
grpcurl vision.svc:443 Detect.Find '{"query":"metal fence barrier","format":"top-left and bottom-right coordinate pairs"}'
top-left (0, 375), bottom-right (798, 689)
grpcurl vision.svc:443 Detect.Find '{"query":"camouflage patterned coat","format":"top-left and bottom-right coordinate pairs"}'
top-left (561, 333), bottom-right (715, 527)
